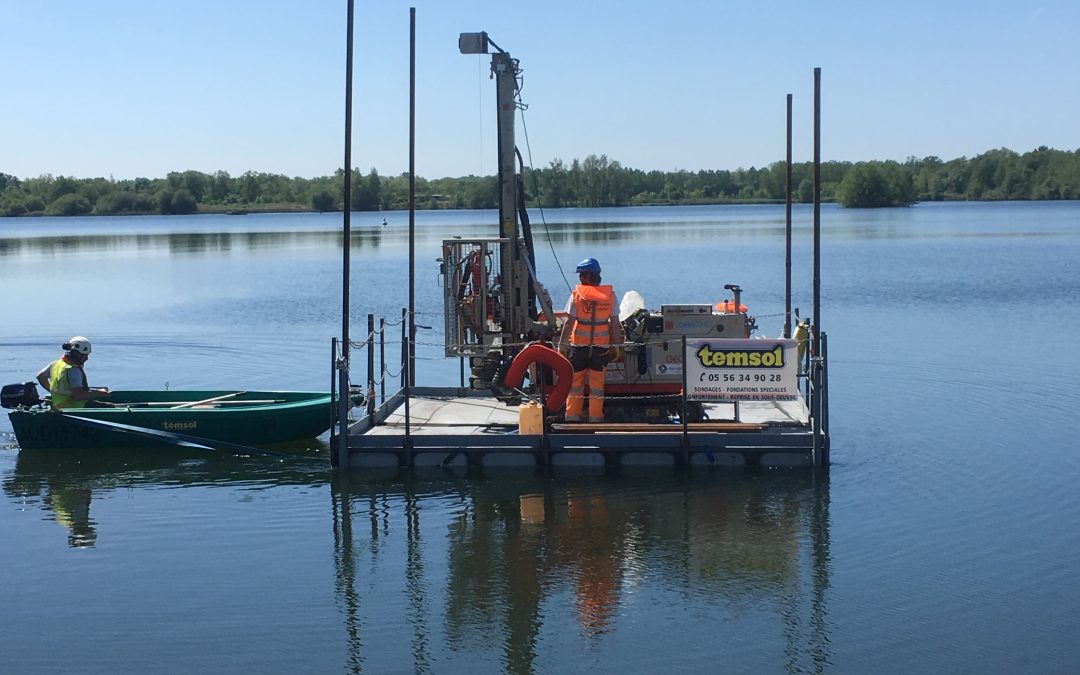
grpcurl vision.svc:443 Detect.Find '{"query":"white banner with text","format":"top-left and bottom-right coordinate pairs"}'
top-left (684, 338), bottom-right (799, 402)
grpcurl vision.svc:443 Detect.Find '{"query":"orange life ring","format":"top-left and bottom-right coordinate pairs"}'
top-left (503, 343), bottom-right (573, 412)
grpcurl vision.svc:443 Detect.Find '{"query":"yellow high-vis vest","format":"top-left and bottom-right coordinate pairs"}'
top-left (47, 359), bottom-right (84, 409)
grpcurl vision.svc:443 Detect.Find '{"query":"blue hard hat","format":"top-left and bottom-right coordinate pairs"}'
top-left (575, 257), bottom-right (601, 274)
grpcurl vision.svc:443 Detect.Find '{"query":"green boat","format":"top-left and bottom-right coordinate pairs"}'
top-left (5, 390), bottom-right (339, 450)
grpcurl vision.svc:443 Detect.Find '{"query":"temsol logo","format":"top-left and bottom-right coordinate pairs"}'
top-left (163, 421), bottom-right (198, 431)
top-left (695, 343), bottom-right (785, 368)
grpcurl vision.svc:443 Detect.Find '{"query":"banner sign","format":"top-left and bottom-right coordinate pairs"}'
top-left (684, 338), bottom-right (799, 402)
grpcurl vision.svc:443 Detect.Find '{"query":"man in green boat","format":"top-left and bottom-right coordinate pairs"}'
top-left (36, 336), bottom-right (111, 409)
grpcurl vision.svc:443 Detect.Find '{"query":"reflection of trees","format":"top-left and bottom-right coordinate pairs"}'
top-left (541, 220), bottom-right (788, 246)
top-left (0, 229), bottom-right (390, 259)
top-left (443, 484), bottom-right (543, 674)
top-left (332, 470), bottom-right (832, 674)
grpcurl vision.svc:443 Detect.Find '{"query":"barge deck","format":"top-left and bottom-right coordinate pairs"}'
top-left (337, 386), bottom-right (823, 469)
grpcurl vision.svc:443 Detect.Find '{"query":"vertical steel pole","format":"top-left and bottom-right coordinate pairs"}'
top-left (402, 306), bottom-right (411, 462)
top-left (680, 336), bottom-right (689, 457)
top-left (331, 337), bottom-right (339, 466)
top-left (407, 6), bottom-right (417, 387)
top-left (366, 314), bottom-right (375, 418)
top-left (821, 332), bottom-right (830, 466)
top-left (811, 357), bottom-right (821, 466)
top-left (784, 93), bottom-right (793, 339)
top-left (812, 68), bottom-right (822, 357)
top-left (493, 52), bottom-right (521, 338)
top-left (337, 0), bottom-right (356, 469)
top-left (379, 317), bottom-right (386, 404)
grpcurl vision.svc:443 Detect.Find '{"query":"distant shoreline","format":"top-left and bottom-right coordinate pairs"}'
top-left (4, 147), bottom-right (1078, 217)
top-left (7, 195), bottom-right (1080, 218)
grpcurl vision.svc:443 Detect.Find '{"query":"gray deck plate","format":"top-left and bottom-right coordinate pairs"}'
top-left (354, 388), bottom-right (809, 438)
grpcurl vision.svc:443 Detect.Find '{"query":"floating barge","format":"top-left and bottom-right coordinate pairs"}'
top-left (329, 28), bottom-right (831, 471)
top-left (335, 377), bottom-right (828, 469)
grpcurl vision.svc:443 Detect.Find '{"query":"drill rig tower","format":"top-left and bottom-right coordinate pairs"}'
top-left (443, 32), bottom-right (556, 390)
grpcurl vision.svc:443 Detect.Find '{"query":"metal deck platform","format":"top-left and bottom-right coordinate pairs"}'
top-left (336, 386), bottom-right (823, 470)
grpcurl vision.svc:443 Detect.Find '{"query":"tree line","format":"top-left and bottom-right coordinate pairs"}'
top-left (2, 146), bottom-right (1078, 217)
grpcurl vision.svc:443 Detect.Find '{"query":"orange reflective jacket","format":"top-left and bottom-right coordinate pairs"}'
top-left (569, 284), bottom-right (615, 347)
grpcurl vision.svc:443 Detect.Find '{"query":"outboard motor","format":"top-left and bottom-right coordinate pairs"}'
top-left (1, 382), bottom-right (42, 409)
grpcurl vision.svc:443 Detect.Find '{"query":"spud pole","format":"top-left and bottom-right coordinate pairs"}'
top-left (784, 93), bottom-right (793, 339)
top-left (812, 68), bottom-right (822, 356)
top-left (407, 6), bottom-right (417, 387)
top-left (337, 0), bottom-right (356, 468)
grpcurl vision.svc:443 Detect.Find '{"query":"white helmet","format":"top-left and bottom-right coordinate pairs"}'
top-left (64, 336), bottom-right (92, 355)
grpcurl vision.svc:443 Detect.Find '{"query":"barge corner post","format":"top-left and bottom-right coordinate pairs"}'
top-left (784, 92), bottom-right (793, 339)
top-left (335, 0), bottom-right (357, 471)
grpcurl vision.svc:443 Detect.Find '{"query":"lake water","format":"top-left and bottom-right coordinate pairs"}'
top-left (2, 202), bottom-right (1079, 673)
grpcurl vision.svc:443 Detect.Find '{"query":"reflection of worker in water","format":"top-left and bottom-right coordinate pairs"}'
top-left (558, 258), bottom-right (624, 423)
top-left (520, 490), bottom-right (621, 636)
top-left (46, 486), bottom-right (97, 547)
top-left (566, 494), bottom-right (619, 635)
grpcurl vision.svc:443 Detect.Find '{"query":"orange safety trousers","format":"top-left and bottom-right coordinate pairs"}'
top-left (564, 369), bottom-right (605, 423)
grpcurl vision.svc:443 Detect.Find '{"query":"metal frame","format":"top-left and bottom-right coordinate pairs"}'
top-left (442, 238), bottom-right (509, 357)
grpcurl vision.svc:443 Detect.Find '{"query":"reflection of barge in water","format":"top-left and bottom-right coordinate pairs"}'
top-left (330, 470), bottom-right (832, 669)
top-left (330, 30), bottom-right (830, 470)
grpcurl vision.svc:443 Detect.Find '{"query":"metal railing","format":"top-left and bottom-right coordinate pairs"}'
top-left (332, 315), bottom-right (830, 467)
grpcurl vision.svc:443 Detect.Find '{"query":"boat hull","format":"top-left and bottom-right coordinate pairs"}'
top-left (8, 390), bottom-right (334, 450)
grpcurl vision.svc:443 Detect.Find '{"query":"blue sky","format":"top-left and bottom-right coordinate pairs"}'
top-left (2, 0), bottom-right (1077, 181)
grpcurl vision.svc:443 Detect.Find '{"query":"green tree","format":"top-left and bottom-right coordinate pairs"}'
top-left (537, 158), bottom-right (569, 207)
top-left (463, 176), bottom-right (497, 209)
top-left (50, 176), bottom-right (79, 202)
top-left (1, 190), bottom-right (29, 216)
top-left (2, 201), bottom-right (28, 216)
top-left (157, 188), bottom-right (197, 215)
top-left (837, 163), bottom-right (890, 207)
top-left (241, 172), bottom-right (259, 203)
top-left (93, 191), bottom-right (135, 215)
top-left (171, 188), bottom-right (197, 214)
top-left (797, 178), bottom-right (813, 203)
top-left (312, 189), bottom-right (337, 212)
top-left (367, 168), bottom-right (382, 209)
top-left (46, 193), bottom-right (92, 216)
top-left (836, 161), bottom-right (914, 207)
top-left (180, 170), bottom-right (208, 202)
top-left (208, 171), bottom-right (232, 202)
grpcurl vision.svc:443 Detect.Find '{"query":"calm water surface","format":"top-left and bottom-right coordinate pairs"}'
top-left (2, 202), bottom-right (1079, 673)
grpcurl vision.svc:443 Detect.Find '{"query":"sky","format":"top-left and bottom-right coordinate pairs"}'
top-left (2, 0), bottom-right (1078, 181)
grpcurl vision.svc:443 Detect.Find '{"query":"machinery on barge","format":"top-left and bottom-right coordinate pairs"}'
top-left (441, 32), bottom-right (766, 424)
top-left (332, 26), bottom-right (828, 470)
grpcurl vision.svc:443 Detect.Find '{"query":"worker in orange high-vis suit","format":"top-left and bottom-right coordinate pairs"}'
top-left (557, 258), bottom-right (624, 423)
